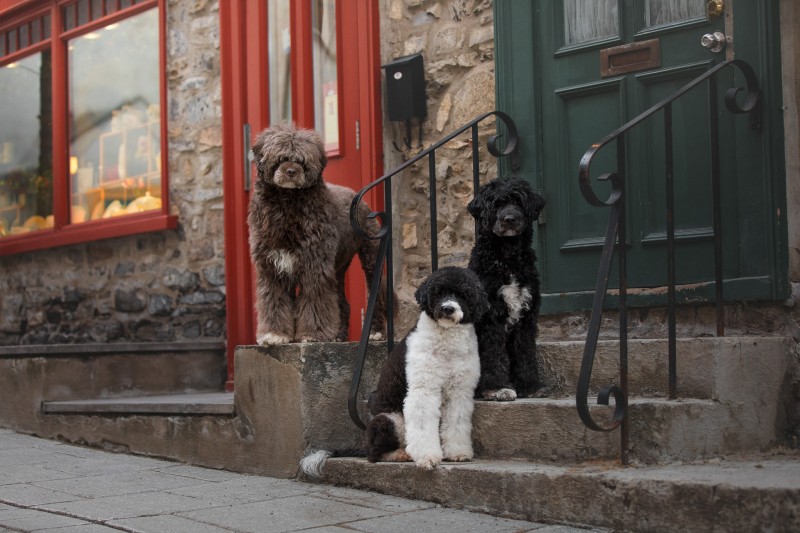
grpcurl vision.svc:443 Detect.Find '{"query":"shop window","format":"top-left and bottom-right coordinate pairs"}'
top-left (0, 50), bottom-right (53, 237)
top-left (68, 8), bottom-right (161, 224)
top-left (0, 0), bottom-right (172, 254)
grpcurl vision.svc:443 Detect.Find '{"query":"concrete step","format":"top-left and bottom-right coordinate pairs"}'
top-left (314, 454), bottom-right (800, 533)
top-left (537, 336), bottom-right (790, 399)
top-left (472, 397), bottom-right (767, 464)
top-left (41, 392), bottom-right (235, 416)
top-left (0, 341), bottom-right (226, 402)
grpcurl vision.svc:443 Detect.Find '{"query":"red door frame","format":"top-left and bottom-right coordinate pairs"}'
top-left (220, 1), bottom-right (383, 390)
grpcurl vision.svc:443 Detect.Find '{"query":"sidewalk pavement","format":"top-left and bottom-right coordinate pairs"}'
top-left (0, 429), bottom-right (603, 533)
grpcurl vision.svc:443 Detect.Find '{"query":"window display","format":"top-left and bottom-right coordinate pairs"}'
top-left (68, 7), bottom-right (161, 224)
top-left (0, 51), bottom-right (53, 238)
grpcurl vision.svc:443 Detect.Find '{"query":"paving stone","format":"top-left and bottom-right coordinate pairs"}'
top-left (112, 514), bottom-right (234, 533)
top-left (340, 507), bottom-right (547, 533)
top-left (33, 469), bottom-right (207, 499)
top-left (166, 477), bottom-right (316, 505)
top-left (0, 507), bottom-right (89, 531)
top-left (40, 491), bottom-right (219, 521)
top-left (176, 494), bottom-right (388, 533)
top-left (0, 483), bottom-right (84, 506)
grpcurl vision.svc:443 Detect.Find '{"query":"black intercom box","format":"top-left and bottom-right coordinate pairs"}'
top-left (382, 53), bottom-right (426, 122)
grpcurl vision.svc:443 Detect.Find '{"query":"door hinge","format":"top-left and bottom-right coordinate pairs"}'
top-left (355, 120), bottom-right (361, 150)
top-left (244, 123), bottom-right (253, 192)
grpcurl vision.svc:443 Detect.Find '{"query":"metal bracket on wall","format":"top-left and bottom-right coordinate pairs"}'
top-left (243, 123), bottom-right (252, 192)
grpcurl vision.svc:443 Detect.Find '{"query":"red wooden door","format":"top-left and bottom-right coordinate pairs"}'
top-left (221, 0), bottom-right (383, 389)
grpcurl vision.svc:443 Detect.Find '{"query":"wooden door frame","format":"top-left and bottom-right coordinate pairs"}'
top-left (495, 1), bottom-right (788, 315)
top-left (219, 1), bottom-right (383, 390)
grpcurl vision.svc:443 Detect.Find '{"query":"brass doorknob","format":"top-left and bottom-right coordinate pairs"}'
top-left (707, 0), bottom-right (724, 19)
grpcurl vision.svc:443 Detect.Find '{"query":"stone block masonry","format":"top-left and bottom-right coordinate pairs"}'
top-left (381, 0), bottom-right (499, 336)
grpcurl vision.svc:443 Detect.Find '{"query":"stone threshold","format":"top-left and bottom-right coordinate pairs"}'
top-left (41, 392), bottom-right (234, 416)
top-left (0, 340), bottom-right (225, 358)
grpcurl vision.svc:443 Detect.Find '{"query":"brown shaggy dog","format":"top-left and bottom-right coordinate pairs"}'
top-left (248, 122), bottom-right (386, 344)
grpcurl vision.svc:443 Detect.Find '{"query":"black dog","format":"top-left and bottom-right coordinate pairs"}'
top-left (467, 176), bottom-right (546, 401)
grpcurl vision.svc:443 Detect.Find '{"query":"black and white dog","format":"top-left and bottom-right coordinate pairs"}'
top-left (301, 267), bottom-right (489, 475)
top-left (468, 177), bottom-right (547, 401)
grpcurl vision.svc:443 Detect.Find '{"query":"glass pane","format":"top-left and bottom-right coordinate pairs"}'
top-left (68, 8), bottom-right (161, 225)
top-left (564, 0), bottom-right (619, 45)
top-left (645, 0), bottom-right (706, 27)
top-left (0, 52), bottom-right (53, 238)
top-left (267, 0), bottom-right (291, 123)
top-left (312, 0), bottom-right (339, 152)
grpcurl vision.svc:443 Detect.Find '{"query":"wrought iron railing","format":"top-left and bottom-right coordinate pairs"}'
top-left (347, 111), bottom-right (520, 429)
top-left (576, 59), bottom-right (760, 464)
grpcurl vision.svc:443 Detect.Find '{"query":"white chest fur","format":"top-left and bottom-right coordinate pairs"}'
top-left (499, 276), bottom-right (532, 328)
top-left (267, 249), bottom-right (297, 276)
top-left (404, 312), bottom-right (481, 386)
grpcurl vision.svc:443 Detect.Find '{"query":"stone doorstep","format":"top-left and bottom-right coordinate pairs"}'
top-left (41, 392), bottom-right (235, 416)
top-left (317, 455), bottom-right (800, 533)
top-left (538, 335), bottom-right (792, 399)
top-left (472, 397), bottom-right (729, 463)
top-left (0, 340), bottom-right (226, 357)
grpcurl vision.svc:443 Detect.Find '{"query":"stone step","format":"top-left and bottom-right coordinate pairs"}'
top-left (537, 336), bottom-right (791, 400)
top-left (0, 341), bottom-right (226, 401)
top-left (41, 392), bottom-right (235, 416)
top-left (314, 455), bottom-right (800, 533)
top-left (472, 397), bottom-right (744, 464)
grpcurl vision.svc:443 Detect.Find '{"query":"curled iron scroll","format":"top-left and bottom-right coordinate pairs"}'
top-left (723, 59), bottom-right (761, 130)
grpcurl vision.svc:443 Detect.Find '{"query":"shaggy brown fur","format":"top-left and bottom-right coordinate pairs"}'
top-left (248, 122), bottom-right (386, 344)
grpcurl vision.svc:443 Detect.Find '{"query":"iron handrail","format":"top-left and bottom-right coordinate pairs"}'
top-left (576, 59), bottom-right (760, 464)
top-left (346, 111), bottom-right (520, 429)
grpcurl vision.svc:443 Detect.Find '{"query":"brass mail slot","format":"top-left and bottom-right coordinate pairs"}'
top-left (600, 39), bottom-right (661, 77)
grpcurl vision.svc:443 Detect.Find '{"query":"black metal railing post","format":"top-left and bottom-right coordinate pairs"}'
top-left (347, 111), bottom-right (519, 429)
top-left (576, 59), bottom-right (760, 464)
top-left (665, 102), bottom-right (677, 400)
top-left (429, 151), bottom-right (438, 272)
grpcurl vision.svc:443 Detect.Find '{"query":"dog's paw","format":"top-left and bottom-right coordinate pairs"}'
top-left (257, 332), bottom-right (291, 345)
top-left (368, 331), bottom-right (384, 341)
top-left (414, 456), bottom-right (440, 470)
top-left (482, 388), bottom-right (517, 401)
top-left (444, 453), bottom-right (472, 463)
top-left (382, 449), bottom-right (412, 462)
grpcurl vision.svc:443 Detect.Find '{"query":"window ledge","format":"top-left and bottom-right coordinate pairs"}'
top-left (0, 212), bottom-right (178, 256)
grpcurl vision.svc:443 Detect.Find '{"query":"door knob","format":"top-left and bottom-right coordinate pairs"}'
top-left (700, 31), bottom-right (727, 53)
top-left (707, 0), bottom-right (724, 19)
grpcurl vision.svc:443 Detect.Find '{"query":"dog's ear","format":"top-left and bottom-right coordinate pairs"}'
top-left (251, 128), bottom-right (273, 176)
top-left (467, 190), bottom-right (485, 220)
top-left (414, 276), bottom-right (431, 309)
top-left (304, 134), bottom-right (328, 182)
top-left (509, 177), bottom-right (546, 222)
top-left (467, 283), bottom-right (490, 323)
top-left (527, 191), bottom-right (546, 221)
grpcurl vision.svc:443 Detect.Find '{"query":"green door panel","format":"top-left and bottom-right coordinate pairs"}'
top-left (495, 0), bottom-right (788, 313)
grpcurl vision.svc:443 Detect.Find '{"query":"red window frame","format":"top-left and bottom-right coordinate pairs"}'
top-left (0, 0), bottom-right (175, 256)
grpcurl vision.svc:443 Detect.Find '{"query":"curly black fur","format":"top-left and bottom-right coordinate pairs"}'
top-left (468, 177), bottom-right (546, 399)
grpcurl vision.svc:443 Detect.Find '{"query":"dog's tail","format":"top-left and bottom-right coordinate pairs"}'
top-left (299, 448), bottom-right (366, 478)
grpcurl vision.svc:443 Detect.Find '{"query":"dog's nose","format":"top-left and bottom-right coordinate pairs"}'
top-left (440, 305), bottom-right (455, 316)
top-left (286, 167), bottom-right (297, 178)
top-left (502, 214), bottom-right (517, 224)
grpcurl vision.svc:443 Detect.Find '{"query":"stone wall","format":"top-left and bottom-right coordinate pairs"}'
top-left (381, 0), bottom-right (498, 334)
top-left (0, 0), bottom-right (226, 345)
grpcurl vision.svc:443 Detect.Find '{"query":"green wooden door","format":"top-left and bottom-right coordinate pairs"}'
top-left (496, 1), bottom-right (788, 312)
